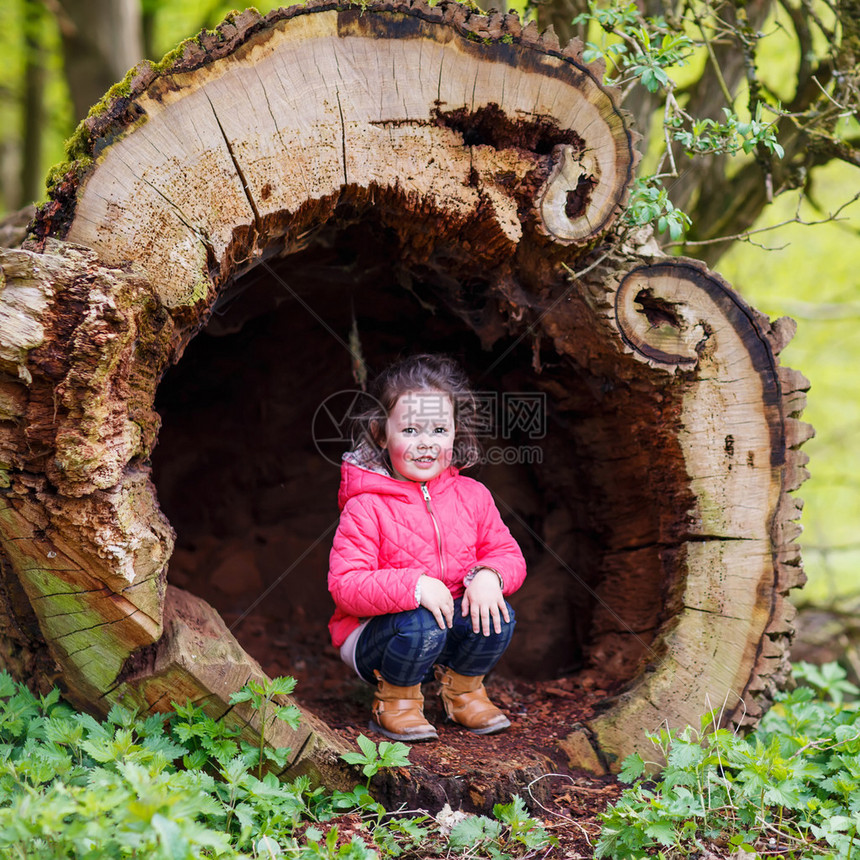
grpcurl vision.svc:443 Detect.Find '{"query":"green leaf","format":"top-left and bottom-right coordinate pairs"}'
top-left (699, 708), bottom-right (719, 732)
top-left (0, 673), bottom-right (17, 699)
top-left (142, 734), bottom-right (188, 762)
top-left (81, 737), bottom-right (118, 764)
top-left (644, 820), bottom-right (679, 846)
top-left (494, 793), bottom-right (529, 824)
top-left (263, 747), bottom-right (289, 768)
top-left (764, 782), bottom-right (802, 808)
top-left (275, 706), bottom-right (302, 731)
top-left (229, 689), bottom-right (254, 705)
top-left (267, 676), bottom-right (297, 696)
top-left (618, 752), bottom-right (646, 783)
top-left (38, 688), bottom-right (61, 712)
top-left (105, 703), bottom-right (136, 728)
top-left (662, 768), bottom-right (697, 790)
top-left (221, 754), bottom-right (250, 786)
top-left (667, 214), bottom-right (685, 240)
top-left (255, 834), bottom-right (283, 857)
top-left (151, 813), bottom-right (185, 856)
top-left (356, 734), bottom-right (377, 758)
top-left (583, 46), bottom-right (604, 64)
top-left (42, 717), bottom-right (84, 747)
top-left (449, 815), bottom-right (503, 850)
top-left (182, 749), bottom-right (209, 770)
top-left (376, 740), bottom-right (411, 769)
top-left (639, 68), bottom-right (658, 92)
top-left (233, 800), bottom-right (257, 833)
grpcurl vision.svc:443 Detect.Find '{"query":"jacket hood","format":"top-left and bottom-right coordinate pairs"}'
top-left (337, 445), bottom-right (458, 510)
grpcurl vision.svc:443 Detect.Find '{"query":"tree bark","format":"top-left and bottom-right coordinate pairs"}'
top-left (19, 0), bottom-right (47, 208)
top-left (51, 0), bottom-right (144, 122)
top-left (0, 0), bottom-right (809, 804)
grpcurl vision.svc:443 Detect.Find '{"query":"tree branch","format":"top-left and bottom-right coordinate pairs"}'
top-left (693, 6), bottom-right (734, 105)
top-left (667, 189), bottom-right (860, 250)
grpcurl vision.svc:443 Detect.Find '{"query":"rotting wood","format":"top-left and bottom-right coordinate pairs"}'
top-left (0, 0), bottom-right (811, 804)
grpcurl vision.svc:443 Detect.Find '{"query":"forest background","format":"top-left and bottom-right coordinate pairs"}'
top-left (0, 0), bottom-right (858, 653)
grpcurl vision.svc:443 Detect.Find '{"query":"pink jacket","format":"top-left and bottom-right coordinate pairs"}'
top-left (327, 459), bottom-right (527, 647)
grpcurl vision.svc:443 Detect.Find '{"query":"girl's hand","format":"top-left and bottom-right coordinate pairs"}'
top-left (418, 575), bottom-right (454, 630)
top-left (462, 569), bottom-right (509, 636)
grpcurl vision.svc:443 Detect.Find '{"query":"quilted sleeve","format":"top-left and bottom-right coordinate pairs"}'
top-left (328, 497), bottom-right (426, 617)
top-left (472, 483), bottom-right (527, 596)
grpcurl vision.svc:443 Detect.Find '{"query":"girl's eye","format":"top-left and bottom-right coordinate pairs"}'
top-left (402, 427), bottom-right (417, 435)
top-left (433, 427), bottom-right (450, 434)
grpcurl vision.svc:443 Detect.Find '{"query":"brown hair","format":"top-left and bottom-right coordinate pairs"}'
top-left (351, 354), bottom-right (480, 470)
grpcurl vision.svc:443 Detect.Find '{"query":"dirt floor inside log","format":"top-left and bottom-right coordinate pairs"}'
top-left (221, 608), bottom-right (624, 856)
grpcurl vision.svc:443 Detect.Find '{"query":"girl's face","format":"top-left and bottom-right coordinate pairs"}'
top-left (382, 390), bottom-right (455, 482)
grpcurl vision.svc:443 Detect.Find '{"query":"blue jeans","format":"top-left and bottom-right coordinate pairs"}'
top-left (354, 597), bottom-right (516, 686)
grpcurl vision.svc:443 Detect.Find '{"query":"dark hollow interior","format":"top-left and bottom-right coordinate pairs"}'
top-left (150, 214), bottom-right (678, 713)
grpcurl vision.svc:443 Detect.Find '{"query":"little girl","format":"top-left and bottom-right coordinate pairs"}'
top-left (327, 354), bottom-right (527, 742)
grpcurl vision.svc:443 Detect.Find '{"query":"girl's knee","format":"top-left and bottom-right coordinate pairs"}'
top-left (395, 607), bottom-right (448, 645)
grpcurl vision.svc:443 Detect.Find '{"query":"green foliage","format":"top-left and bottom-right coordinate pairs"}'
top-left (11, 661), bottom-right (860, 860)
top-left (294, 825), bottom-right (376, 859)
top-left (449, 815), bottom-right (504, 852)
top-left (625, 177), bottom-right (691, 240)
top-left (792, 661), bottom-right (860, 706)
top-left (333, 737), bottom-right (555, 858)
top-left (572, 0), bottom-right (788, 241)
top-left (369, 814), bottom-right (430, 858)
top-left (335, 734), bottom-right (436, 856)
top-left (573, 0), bottom-right (694, 91)
top-left (0, 673), bottom-right (559, 859)
top-left (229, 675), bottom-right (302, 779)
top-left (445, 795), bottom-right (556, 858)
top-left (493, 795), bottom-right (556, 854)
top-left (669, 104), bottom-right (784, 159)
top-left (340, 733), bottom-right (411, 785)
top-left (0, 672), bottom-right (377, 858)
top-left (597, 662), bottom-right (860, 859)
top-left (0, 674), bottom-right (233, 858)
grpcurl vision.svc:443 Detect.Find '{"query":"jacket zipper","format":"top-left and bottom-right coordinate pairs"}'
top-left (420, 482), bottom-right (445, 578)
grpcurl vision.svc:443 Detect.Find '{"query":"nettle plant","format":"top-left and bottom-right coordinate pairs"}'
top-left (0, 673), bottom-right (337, 859)
top-left (597, 662), bottom-right (860, 859)
top-left (567, 0), bottom-right (784, 241)
top-left (0, 672), bottom-right (555, 860)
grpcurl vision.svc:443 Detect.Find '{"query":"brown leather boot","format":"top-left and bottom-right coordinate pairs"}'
top-left (369, 671), bottom-right (438, 742)
top-left (435, 666), bottom-right (511, 735)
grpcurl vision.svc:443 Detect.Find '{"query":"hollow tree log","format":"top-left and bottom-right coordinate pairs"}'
top-left (0, 0), bottom-right (809, 804)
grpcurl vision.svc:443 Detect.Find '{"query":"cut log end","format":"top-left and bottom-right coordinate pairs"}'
top-left (32, 0), bottom-right (636, 308)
